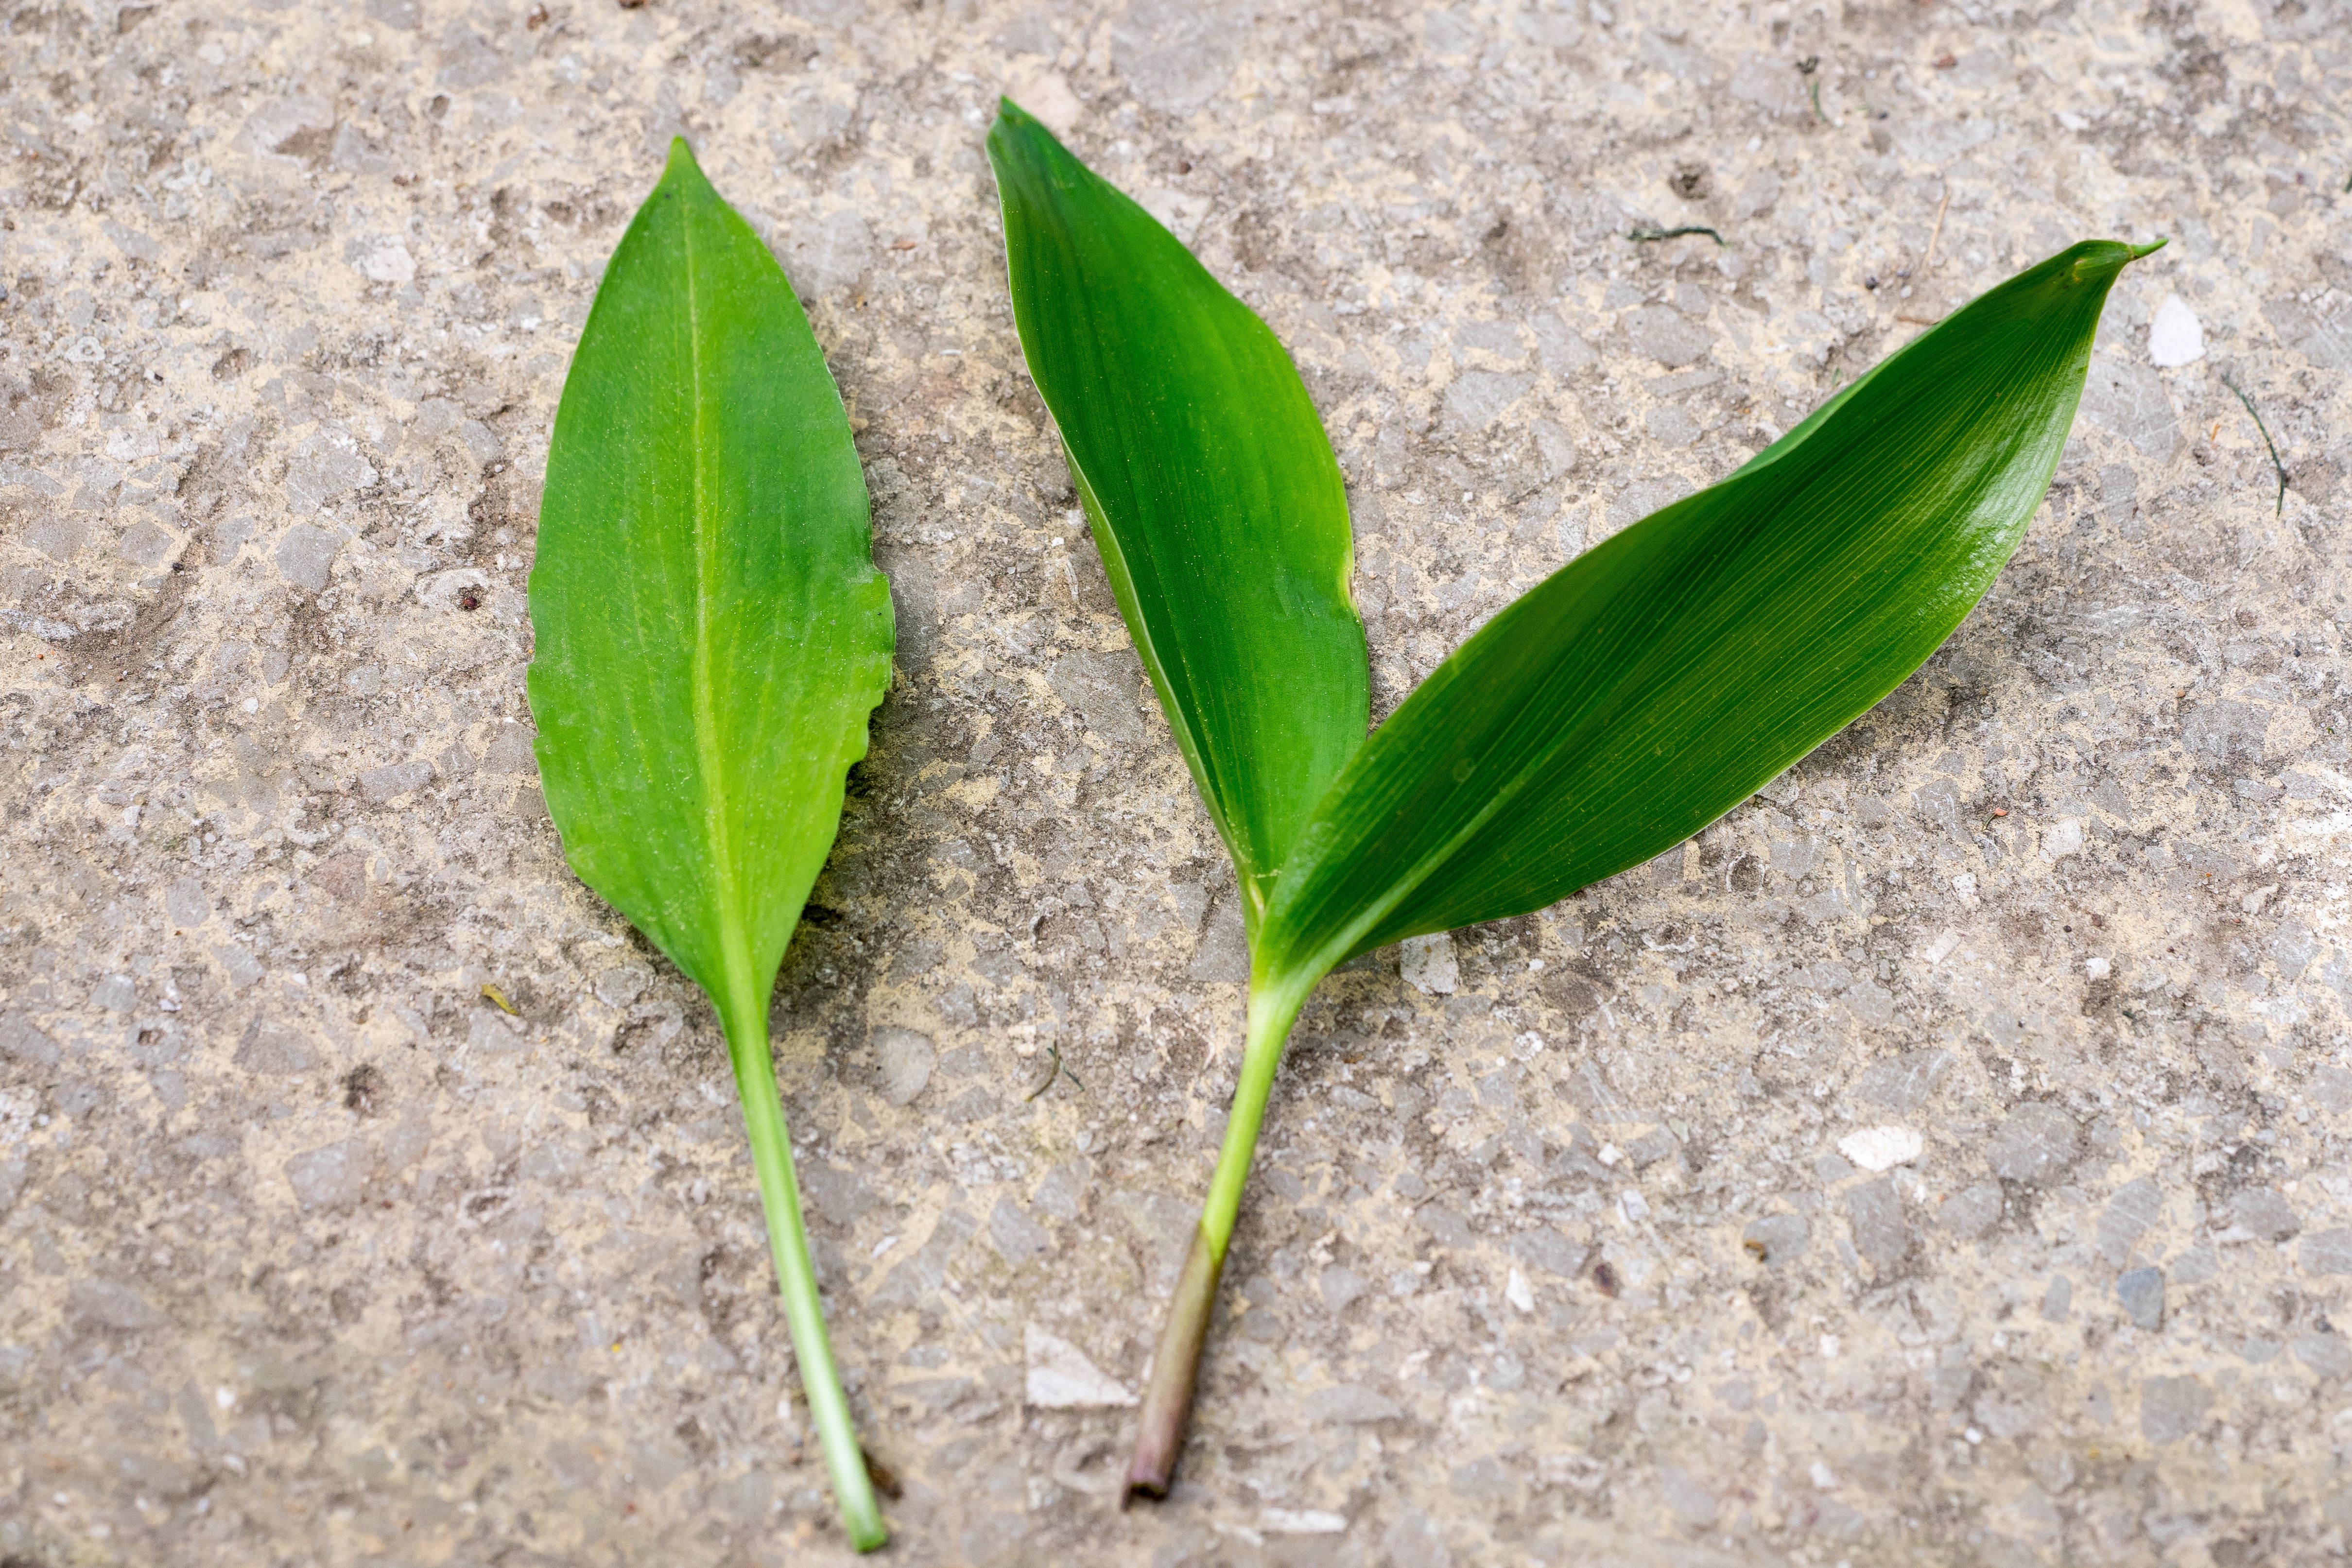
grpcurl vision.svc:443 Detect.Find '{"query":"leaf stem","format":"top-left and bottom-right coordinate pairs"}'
top-left (1125, 974), bottom-right (1314, 1503)
top-left (719, 994), bottom-right (886, 1552)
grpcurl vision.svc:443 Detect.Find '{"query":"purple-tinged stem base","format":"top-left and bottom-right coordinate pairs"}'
top-left (1123, 1226), bottom-right (1224, 1505)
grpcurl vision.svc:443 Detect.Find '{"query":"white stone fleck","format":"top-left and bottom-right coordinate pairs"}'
top-left (2041, 818), bottom-right (2085, 861)
top-left (1023, 1325), bottom-right (1135, 1409)
top-left (1400, 932), bottom-right (1458, 995)
top-left (1838, 1125), bottom-right (1925, 1172)
top-left (1262, 1509), bottom-right (1348, 1534)
top-left (1505, 1267), bottom-right (1534, 1313)
top-left (360, 240), bottom-right (416, 284)
top-left (874, 1027), bottom-right (936, 1107)
top-left (2148, 295), bottom-right (2204, 367)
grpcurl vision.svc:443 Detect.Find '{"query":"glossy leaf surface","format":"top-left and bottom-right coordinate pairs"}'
top-left (988, 101), bottom-right (1367, 927)
top-left (1255, 241), bottom-right (2158, 990)
top-left (526, 139), bottom-right (893, 1551)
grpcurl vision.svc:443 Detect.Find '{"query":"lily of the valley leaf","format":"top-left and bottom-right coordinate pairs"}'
top-left (988, 97), bottom-right (2158, 1501)
top-left (987, 100), bottom-right (1367, 937)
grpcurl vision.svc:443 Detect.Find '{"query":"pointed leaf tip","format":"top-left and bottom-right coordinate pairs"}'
top-left (659, 138), bottom-right (716, 203)
top-left (2060, 237), bottom-right (2163, 286)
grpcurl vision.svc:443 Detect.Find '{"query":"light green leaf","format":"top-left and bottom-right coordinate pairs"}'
top-left (527, 139), bottom-right (893, 1552)
top-left (987, 101), bottom-right (1367, 929)
top-left (1256, 240), bottom-right (2161, 994)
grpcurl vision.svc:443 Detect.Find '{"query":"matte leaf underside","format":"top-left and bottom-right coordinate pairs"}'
top-left (530, 145), bottom-right (892, 1001)
top-left (526, 141), bottom-right (894, 1551)
top-left (988, 101), bottom-right (1368, 930)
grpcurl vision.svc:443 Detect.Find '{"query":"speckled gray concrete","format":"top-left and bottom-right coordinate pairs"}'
top-left (2, 0), bottom-right (2348, 1563)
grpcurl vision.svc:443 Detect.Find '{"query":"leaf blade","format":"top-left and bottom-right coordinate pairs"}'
top-left (987, 102), bottom-right (1367, 923)
top-left (527, 139), bottom-right (893, 1006)
top-left (1260, 241), bottom-right (2149, 985)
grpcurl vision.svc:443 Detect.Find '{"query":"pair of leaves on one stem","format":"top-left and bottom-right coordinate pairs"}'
top-left (986, 100), bottom-right (2157, 1496)
top-left (993, 101), bottom-right (2152, 1021)
top-left (529, 119), bottom-right (2158, 1542)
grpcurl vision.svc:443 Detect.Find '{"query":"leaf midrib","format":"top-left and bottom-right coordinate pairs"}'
top-left (680, 202), bottom-right (751, 1006)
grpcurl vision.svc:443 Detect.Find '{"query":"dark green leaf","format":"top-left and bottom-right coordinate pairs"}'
top-left (526, 139), bottom-right (893, 1551)
top-left (982, 100), bottom-right (2159, 1500)
top-left (987, 101), bottom-right (1367, 927)
top-left (1256, 241), bottom-right (2160, 990)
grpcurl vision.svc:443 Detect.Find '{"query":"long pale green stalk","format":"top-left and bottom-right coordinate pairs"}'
top-left (719, 993), bottom-right (882, 1549)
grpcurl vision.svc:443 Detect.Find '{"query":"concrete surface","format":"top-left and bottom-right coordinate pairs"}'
top-left (2, 0), bottom-right (2349, 1563)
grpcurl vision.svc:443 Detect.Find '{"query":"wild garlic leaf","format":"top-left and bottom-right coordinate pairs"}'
top-left (527, 139), bottom-right (893, 1552)
top-left (988, 102), bottom-right (1368, 930)
top-left (1255, 241), bottom-right (2162, 993)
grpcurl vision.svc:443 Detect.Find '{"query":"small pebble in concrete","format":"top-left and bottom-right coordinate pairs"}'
top-left (1986, 1103), bottom-right (2082, 1185)
top-left (1837, 1124), bottom-right (1924, 1172)
top-left (1743, 1213), bottom-right (1810, 1266)
top-left (1023, 1326), bottom-right (1134, 1409)
top-left (1400, 932), bottom-right (1458, 995)
top-left (2148, 295), bottom-right (2205, 367)
top-left (874, 1026), bottom-right (937, 1107)
top-left (2117, 1267), bottom-right (2165, 1330)
top-left (1505, 1267), bottom-right (1534, 1313)
top-left (2230, 1188), bottom-right (2303, 1242)
top-left (88, 975), bottom-right (138, 1012)
top-left (2140, 1375), bottom-right (2214, 1445)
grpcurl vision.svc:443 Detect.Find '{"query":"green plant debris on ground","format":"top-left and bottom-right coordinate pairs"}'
top-left (1627, 225), bottom-right (1725, 244)
top-left (526, 140), bottom-right (896, 1552)
top-left (2221, 371), bottom-right (2290, 517)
